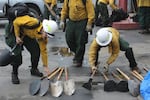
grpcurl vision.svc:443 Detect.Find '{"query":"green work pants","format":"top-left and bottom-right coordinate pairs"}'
top-left (138, 7), bottom-right (150, 29)
top-left (98, 2), bottom-right (110, 26)
top-left (119, 37), bottom-right (137, 68)
top-left (43, 5), bottom-right (57, 20)
top-left (65, 19), bottom-right (88, 63)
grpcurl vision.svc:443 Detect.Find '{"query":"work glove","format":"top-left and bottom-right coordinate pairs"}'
top-left (86, 24), bottom-right (92, 32)
top-left (103, 63), bottom-right (109, 73)
top-left (59, 21), bottom-right (65, 30)
top-left (91, 66), bottom-right (97, 74)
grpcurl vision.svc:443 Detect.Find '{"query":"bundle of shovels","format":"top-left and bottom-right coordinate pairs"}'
top-left (29, 67), bottom-right (76, 97)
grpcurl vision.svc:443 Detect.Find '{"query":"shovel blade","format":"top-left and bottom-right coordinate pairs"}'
top-left (51, 81), bottom-right (63, 97)
top-left (64, 79), bottom-right (75, 96)
top-left (39, 79), bottom-right (50, 96)
top-left (29, 79), bottom-right (41, 95)
top-left (82, 78), bottom-right (93, 90)
top-left (128, 80), bottom-right (140, 97)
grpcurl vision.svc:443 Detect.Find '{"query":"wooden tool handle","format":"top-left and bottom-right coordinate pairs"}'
top-left (91, 69), bottom-right (97, 78)
top-left (132, 70), bottom-right (144, 80)
top-left (48, 67), bottom-right (61, 79)
top-left (116, 68), bottom-right (130, 80)
top-left (131, 71), bottom-right (142, 81)
top-left (65, 67), bottom-right (68, 81)
top-left (57, 67), bottom-right (64, 80)
top-left (143, 67), bottom-right (149, 72)
top-left (41, 67), bottom-right (58, 80)
top-left (102, 72), bottom-right (109, 81)
top-left (111, 72), bottom-right (122, 81)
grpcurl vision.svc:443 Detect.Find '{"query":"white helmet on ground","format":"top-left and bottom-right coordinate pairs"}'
top-left (42, 19), bottom-right (58, 38)
top-left (96, 28), bottom-right (112, 46)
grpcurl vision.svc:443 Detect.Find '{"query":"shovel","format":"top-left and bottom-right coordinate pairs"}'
top-left (0, 44), bottom-right (18, 66)
top-left (111, 72), bottom-right (129, 92)
top-left (101, 72), bottom-right (117, 92)
top-left (82, 69), bottom-right (97, 90)
top-left (64, 67), bottom-right (75, 96)
top-left (38, 67), bottom-right (62, 96)
top-left (131, 71), bottom-right (143, 81)
top-left (50, 67), bottom-right (64, 97)
top-left (143, 67), bottom-right (149, 72)
top-left (29, 67), bottom-right (59, 95)
top-left (116, 68), bottom-right (140, 97)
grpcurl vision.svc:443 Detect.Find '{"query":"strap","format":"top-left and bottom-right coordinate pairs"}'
top-left (22, 20), bottom-right (41, 29)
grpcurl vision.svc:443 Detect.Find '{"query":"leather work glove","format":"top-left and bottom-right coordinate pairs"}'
top-left (86, 24), bottom-right (92, 32)
top-left (59, 21), bottom-right (65, 30)
top-left (103, 63), bottom-right (109, 73)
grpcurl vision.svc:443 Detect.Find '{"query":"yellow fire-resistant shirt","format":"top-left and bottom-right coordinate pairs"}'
top-left (13, 15), bottom-right (48, 67)
top-left (98, 0), bottom-right (118, 10)
top-left (137, 0), bottom-right (150, 7)
top-left (89, 27), bottom-right (120, 67)
top-left (60, 0), bottom-right (95, 25)
top-left (44, 0), bottom-right (57, 8)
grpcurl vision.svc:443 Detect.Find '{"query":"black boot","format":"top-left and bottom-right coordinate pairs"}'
top-left (125, 48), bottom-right (141, 73)
top-left (11, 73), bottom-right (20, 84)
top-left (30, 68), bottom-right (43, 77)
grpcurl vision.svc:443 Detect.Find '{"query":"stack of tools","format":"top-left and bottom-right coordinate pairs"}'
top-left (29, 67), bottom-right (76, 97)
top-left (29, 67), bottom-right (61, 96)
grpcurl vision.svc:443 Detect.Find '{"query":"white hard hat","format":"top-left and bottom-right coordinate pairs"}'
top-left (96, 28), bottom-right (112, 46)
top-left (42, 19), bottom-right (58, 37)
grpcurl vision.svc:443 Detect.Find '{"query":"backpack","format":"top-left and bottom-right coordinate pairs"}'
top-left (110, 8), bottom-right (129, 22)
top-left (7, 2), bottom-right (29, 22)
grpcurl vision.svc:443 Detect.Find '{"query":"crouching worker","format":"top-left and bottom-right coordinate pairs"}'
top-left (89, 27), bottom-right (141, 74)
top-left (5, 15), bottom-right (58, 84)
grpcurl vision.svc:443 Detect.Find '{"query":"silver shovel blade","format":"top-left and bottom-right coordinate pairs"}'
top-left (39, 79), bottom-right (50, 96)
top-left (128, 80), bottom-right (140, 97)
top-left (29, 79), bottom-right (41, 96)
top-left (64, 79), bottom-right (75, 96)
top-left (50, 81), bottom-right (63, 97)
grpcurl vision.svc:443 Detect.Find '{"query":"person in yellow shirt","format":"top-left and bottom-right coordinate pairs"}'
top-left (95, 0), bottom-right (118, 27)
top-left (137, 0), bottom-right (150, 34)
top-left (7, 15), bottom-right (58, 84)
top-left (89, 27), bottom-right (141, 74)
top-left (43, 0), bottom-right (58, 20)
top-left (59, 0), bottom-right (95, 67)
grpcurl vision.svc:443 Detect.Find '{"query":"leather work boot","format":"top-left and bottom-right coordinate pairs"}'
top-left (11, 73), bottom-right (20, 84)
top-left (131, 66), bottom-right (141, 74)
top-left (72, 60), bottom-right (82, 67)
top-left (30, 69), bottom-right (43, 77)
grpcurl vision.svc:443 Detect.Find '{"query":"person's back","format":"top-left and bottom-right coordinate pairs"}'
top-left (13, 15), bottom-right (43, 39)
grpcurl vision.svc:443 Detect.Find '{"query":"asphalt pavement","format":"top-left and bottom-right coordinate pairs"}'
top-left (0, 20), bottom-right (150, 100)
